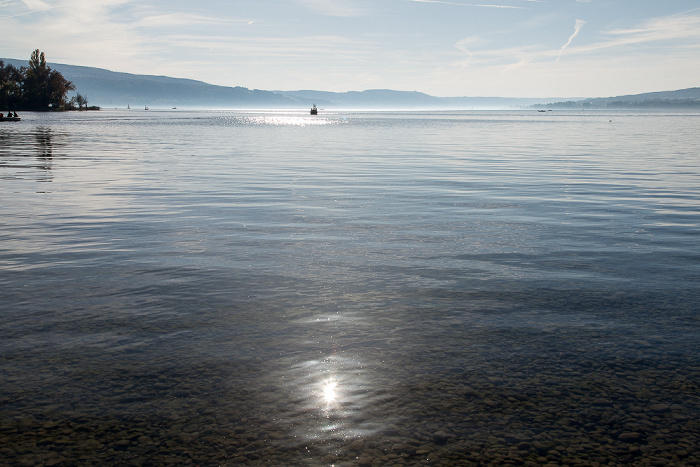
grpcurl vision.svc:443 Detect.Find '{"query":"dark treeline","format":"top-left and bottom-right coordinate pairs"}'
top-left (534, 98), bottom-right (700, 110)
top-left (603, 99), bottom-right (700, 109)
top-left (0, 49), bottom-right (86, 111)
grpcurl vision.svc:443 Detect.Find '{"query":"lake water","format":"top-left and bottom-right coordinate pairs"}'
top-left (1, 109), bottom-right (699, 466)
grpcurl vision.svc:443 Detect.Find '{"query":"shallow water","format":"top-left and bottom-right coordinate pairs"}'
top-left (1, 109), bottom-right (699, 465)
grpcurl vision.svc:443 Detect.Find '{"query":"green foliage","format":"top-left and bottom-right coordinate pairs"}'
top-left (0, 49), bottom-right (76, 111)
top-left (70, 93), bottom-right (89, 109)
top-left (0, 61), bottom-right (23, 109)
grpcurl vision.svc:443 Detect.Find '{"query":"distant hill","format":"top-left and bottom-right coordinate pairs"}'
top-left (533, 88), bottom-right (700, 109)
top-left (278, 89), bottom-right (555, 109)
top-left (1, 58), bottom-right (563, 109)
top-left (3, 57), bottom-right (696, 109)
top-left (1, 59), bottom-right (301, 108)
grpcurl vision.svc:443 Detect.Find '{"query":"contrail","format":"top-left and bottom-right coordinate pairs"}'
top-left (0, 9), bottom-right (49, 19)
top-left (1, 0), bottom-right (58, 19)
top-left (558, 19), bottom-right (586, 61)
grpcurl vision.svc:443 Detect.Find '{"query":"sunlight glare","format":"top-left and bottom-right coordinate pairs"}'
top-left (323, 381), bottom-right (337, 404)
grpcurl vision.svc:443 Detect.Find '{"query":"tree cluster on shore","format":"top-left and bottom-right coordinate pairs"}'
top-left (0, 50), bottom-right (95, 111)
top-left (533, 98), bottom-right (700, 110)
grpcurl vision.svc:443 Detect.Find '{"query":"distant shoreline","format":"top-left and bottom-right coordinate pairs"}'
top-left (3, 58), bottom-right (697, 110)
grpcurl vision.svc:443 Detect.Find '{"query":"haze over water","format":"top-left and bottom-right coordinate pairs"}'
top-left (1, 109), bottom-right (699, 465)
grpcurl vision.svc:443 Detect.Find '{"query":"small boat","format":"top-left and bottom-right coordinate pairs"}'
top-left (310, 104), bottom-right (318, 115)
top-left (0, 115), bottom-right (21, 122)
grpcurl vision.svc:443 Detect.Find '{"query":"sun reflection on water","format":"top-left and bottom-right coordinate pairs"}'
top-left (323, 380), bottom-right (338, 405)
top-left (270, 351), bottom-right (392, 450)
top-left (217, 113), bottom-right (345, 126)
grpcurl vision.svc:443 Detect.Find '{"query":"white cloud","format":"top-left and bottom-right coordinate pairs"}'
top-left (605, 14), bottom-right (700, 43)
top-left (454, 36), bottom-right (485, 54)
top-left (21, 0), bottom-right (50, 9)
top-left (409, 0), bottom-right (524, 9)
top-left (3, 0), bottom-right (149, 69)
top-left (294, 0), bottom-right (366, 17)
top-left (0, 0), bottom-right (55, 18)
top-left (553, 13), bottom-right (700, 59)
top-left (3, 0), bottom-right (699, 97)
top-left (135, 13), bottom-right (248, 29)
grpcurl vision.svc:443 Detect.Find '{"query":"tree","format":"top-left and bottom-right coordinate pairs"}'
top-left (0, 61), bottom-right (23, 109)
top-left (21, 49), bottom-right (75, 110)
top-left (22, 50), bottom-right (49, 109)
top-left (0, 50), bottom-right (79, 111)
top-left (46, 69), bottom-right (76, 109)
top-left (70, 93), bottom-right (89, 110)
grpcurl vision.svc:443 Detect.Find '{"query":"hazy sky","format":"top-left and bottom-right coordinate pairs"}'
top-left (2, 0), bottom-right (699, 97)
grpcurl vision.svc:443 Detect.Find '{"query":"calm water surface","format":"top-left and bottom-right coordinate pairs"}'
top-left (1, 109), bottom-right (699, 465)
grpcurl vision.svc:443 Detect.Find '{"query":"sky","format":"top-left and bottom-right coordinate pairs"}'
top-left (2, 0), bottom-right (700, 98)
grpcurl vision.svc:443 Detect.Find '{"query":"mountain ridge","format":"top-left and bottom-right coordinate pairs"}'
top-left (533, 88), bottom-right (700, 109)
top-left (2, 57), bottom-right (698, 109)
top-left (2, 59), bottom-right (301, 108)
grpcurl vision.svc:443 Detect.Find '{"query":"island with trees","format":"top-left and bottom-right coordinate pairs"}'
top-left (0, 49), bottom-right (97, 112)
